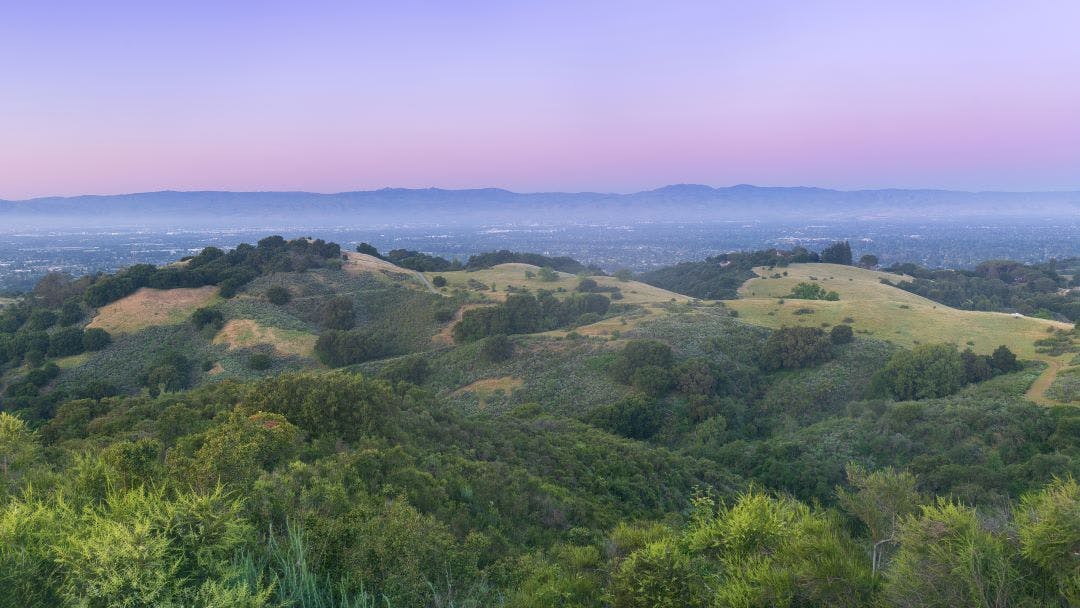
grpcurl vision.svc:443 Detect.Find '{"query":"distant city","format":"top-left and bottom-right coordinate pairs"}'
top-left (2, 217), bottom-right (1076, 291)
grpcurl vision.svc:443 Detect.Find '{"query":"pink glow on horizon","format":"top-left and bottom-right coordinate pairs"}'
top-left (2, 1), bottom-right (1080, 198)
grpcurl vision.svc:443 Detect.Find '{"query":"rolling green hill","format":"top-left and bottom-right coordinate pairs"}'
top-left (5, 240), bottom-right (1080, 606)
top-left (724, 263), bottom-right (1075, 404)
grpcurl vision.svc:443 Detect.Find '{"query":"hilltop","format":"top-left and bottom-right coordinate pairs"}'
top-left (725, 262), bottom-right (1076, 404)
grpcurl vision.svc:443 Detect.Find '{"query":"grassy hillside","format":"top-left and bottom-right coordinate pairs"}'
top-left (725, 263), bottom-right (1075, 404)
top-left (50, 257), bottom-right (454, 394)
top-left (425, 263), bottom-right (694, 341)
top-left (87, 286), bottom-right (220, 333)
top-left (423, 263), bottom-right (689, 304)
top-left (10, 243), bottom-right (1080, 606)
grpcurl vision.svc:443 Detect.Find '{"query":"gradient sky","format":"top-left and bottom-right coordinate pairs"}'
top-left (2, 0), bottom-right (1080, 199)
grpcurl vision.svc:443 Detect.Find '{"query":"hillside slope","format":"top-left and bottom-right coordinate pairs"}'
top-left (725, 263), bottom-right (1074, 403)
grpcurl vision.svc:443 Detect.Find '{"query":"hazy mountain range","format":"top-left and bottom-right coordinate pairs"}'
top-left (2, 184), bottom-right (1078, 230)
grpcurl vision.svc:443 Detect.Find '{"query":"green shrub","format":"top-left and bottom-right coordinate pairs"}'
top-left (631, 365), bottom-right (674, 397)
top-left (47, 327), bottom-right (85, 357)
top-left (82, 327), bottom-right (112, 351)
top-left (830, 324), bottom-right (854, 344)
top-left (315, 330), bottom-right (398, 367)
top-left (480, 334), bottom-right (514, 362)
top-left (191, 307), bottom-right (224, 330)
top-left (266, 285), bottom-right (291, 305)
top-left (320, 296), bottom-right (356, 330)
top-left (610, 340), bottom-right (674, 383)
top-left (760, 326), bottom-right (832, 370)
top-left (249, 353), bottom-right (273, 371)
top-left (873, 343), bottom-right (964, 400)
top-left (378, 355), bottom-right (430, 385)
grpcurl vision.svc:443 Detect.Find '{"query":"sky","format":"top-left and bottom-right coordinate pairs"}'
top-left (2, 0), bottom-right (1079, 199)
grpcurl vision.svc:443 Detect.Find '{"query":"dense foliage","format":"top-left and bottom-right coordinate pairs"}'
top-left (885, 258), bottom-right (1080, 321)
top-left (872, 343), bottom-right (1021, 400)
top-left (788, 281), bottom-right (840, 300)
top-left (453, 292), bottom-right (611, 342)
top-left (820, 240), bottom-right (853, 265)
top-left (464, 250), bottom-right (597, 274)
top-left (84, 236), bottom-right (341, 307)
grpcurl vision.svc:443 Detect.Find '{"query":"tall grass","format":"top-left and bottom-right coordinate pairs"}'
top-left (240, 522), bottom-right (388, 608)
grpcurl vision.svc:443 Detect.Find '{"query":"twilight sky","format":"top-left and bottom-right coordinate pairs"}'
top-left (2, 1), bottom-right (1080, 199)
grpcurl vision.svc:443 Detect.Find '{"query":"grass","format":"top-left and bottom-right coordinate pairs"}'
top-left (425, 263), bottom-right (695, 341)
top-left (414, 335), bottom-right (630, 416)
top-left (1048, 365), bottom-right (1080, 403)
top-left (424, 263), bottom-right (690, 305)
top-left (452, 375), bottom-right (525, 408)
top-left (724, 263), bottom-right (1074, 404)
top-left (342, 251), bottom-right (435, 292)
top-left (53, 352), bottom-right (91, 369)
top-left (87, 286), bottom-right (220, 334)
top-left (213, 319), bottom-right (317, 358)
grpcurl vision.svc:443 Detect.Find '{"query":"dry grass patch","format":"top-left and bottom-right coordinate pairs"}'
top-left (452, 376), bottom-right (524, 398)
top-left (425, 264), bottom-right (690, 305)
top-left (342, 251), bottom-right (409, 275)
top-left (88, 286), bottom-right (219, 334)
top-left (212, 319), bottom-right (317, 358)
top-left (342, 252), bottom-right (434, 291)
top-left (54, 353), bottom-right (91, 369)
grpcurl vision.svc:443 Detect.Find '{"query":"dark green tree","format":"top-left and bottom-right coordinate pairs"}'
top-left (820, 241), bottom-right (853, 265)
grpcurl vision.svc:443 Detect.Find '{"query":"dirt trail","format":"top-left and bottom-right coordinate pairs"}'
top-left (1026, 357), bottom-right (1068, 406)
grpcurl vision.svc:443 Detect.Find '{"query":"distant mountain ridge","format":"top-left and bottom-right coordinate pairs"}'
top-left (2, 184), bottom-right (1078, 230)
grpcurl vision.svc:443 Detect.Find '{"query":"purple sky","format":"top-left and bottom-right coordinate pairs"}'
top-left (3, 1), bottom-right (1080, 199)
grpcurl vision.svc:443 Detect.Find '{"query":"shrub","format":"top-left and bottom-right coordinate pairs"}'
top-left (610, 340), bottom-right (674, 383)
top-left (249, 353), bottom-right (273, 371)
top-left (356, 242), bottom-right (381, 257)
top-left (47, 327), bottom-right (85, 357)
top-left (58, 299), bottom-right (83, 326)
top-left (577, 278), bottom-right (599, 292)
top-left (378, 355), bottom-right (430, 385)
top-left (820, 241), bottom-right (853, 265)
top-left (760, 326), bottom-right (832, 370)
top-left (991, 345), bottom-right (1020, 374)
top-left (144, 352), bottom-right (193, 395)
top-left (591, 394), bottom-right (665, 440)
top-left (830, 324), bottom-right (854, 344)
top-left (191, 307), bottom-right (224, 331)
top-left (631, 365), bottom-right (675, 397)
top-left (674, 358), bottom-right (716, 396)
top-left (480, 334), bottom-right (514, 362)
top-left (241, 372), bottom-right (397, 440)
top-left (789, 282), bottom-right (839, 301)
top-left (431, 276), bottom-right (447, 288)
top-left (873, 343), bottom-right (964, 400)
top-left (314, 330), bottom-right (398, 367)
top-left (82, 328), bottom-right (112, 351)
top-left (266, 285), bottom-right (291, 305)
top-left (320, 296), bottom-right (356, 330)
top-left (611, 538), bottom-right (704, 608)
